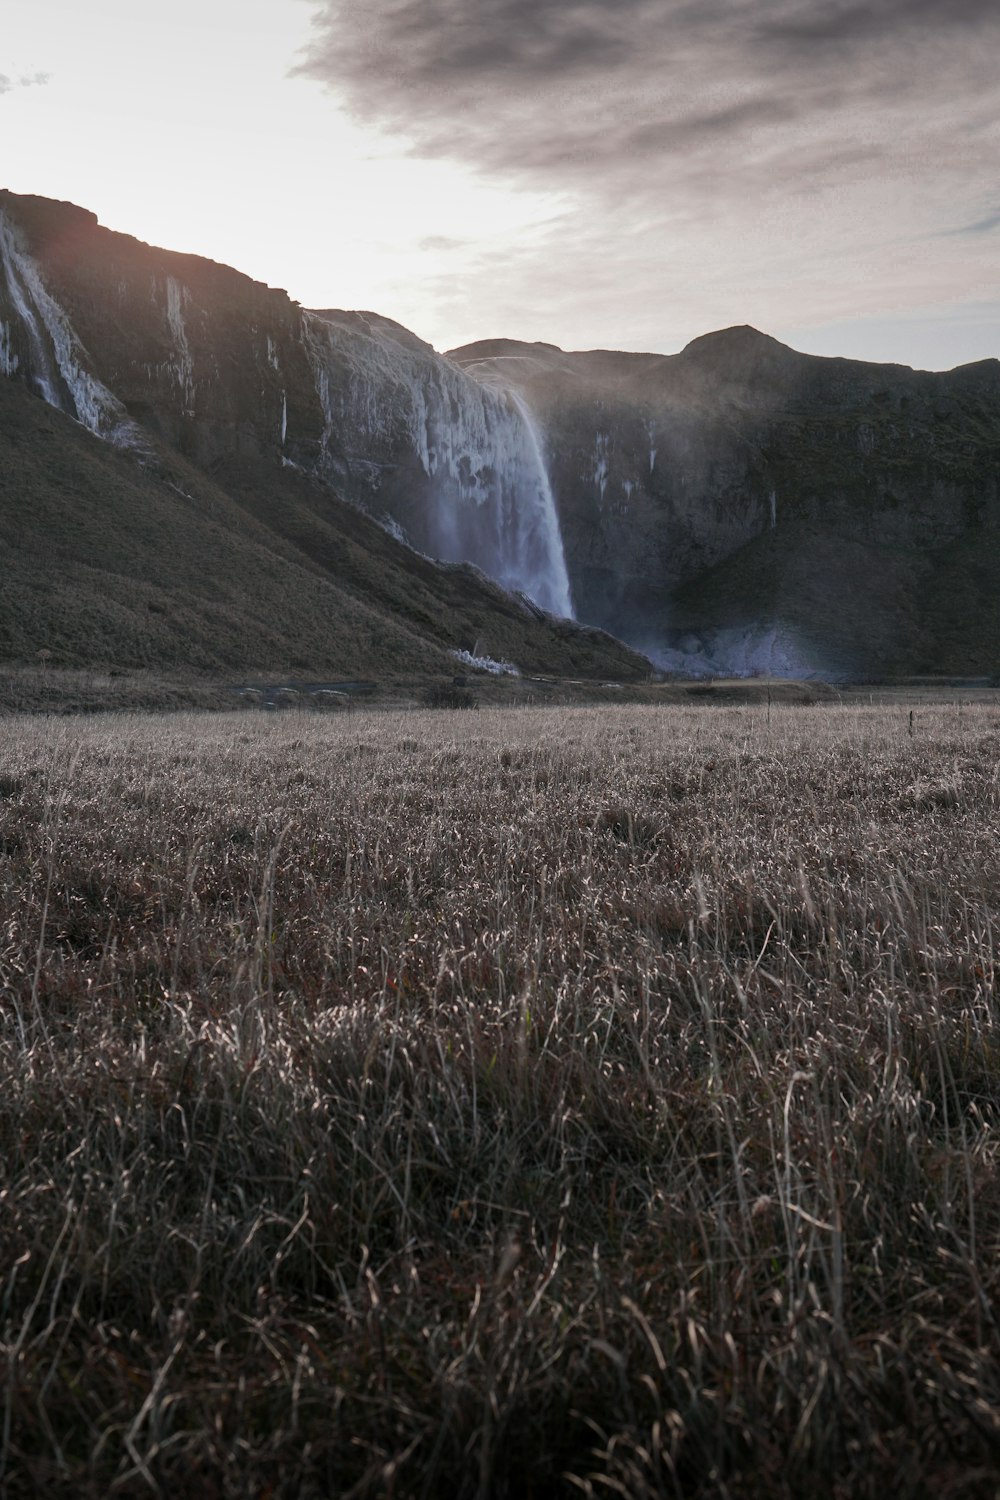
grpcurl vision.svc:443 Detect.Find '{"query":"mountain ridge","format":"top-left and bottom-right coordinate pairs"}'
top-left (452, 327), bottom-right (1000, 676)
top-left (2, 188), bottom-right (999, 681)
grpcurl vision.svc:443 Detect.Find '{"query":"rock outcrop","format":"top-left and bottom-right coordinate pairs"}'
top-left (451, 331), bottom-right (1000, 677)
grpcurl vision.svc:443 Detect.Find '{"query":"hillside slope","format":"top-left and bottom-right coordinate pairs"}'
top-left (0, 372), bottom-right (645, 682)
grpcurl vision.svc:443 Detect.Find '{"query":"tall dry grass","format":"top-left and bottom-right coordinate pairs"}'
top-left (2, 702), bottom-right (1000, 1497)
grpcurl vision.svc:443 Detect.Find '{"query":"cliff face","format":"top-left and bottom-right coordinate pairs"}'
top-left (0, 193), bottom-right (644, 682)
top-left (451, 331), bottom-right (1000, 677)
top-left (3, 189), bottom-right (1000, 679)
top-left (0, 193), bottom-right (572, 618)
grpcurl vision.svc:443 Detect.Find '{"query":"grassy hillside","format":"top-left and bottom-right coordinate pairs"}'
top-left (0, 377), bottom-right (445, 675)
top-left (0, 377), bottom-right (648, 686)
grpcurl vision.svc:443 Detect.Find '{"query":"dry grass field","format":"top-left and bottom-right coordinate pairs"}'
top-left (3, 701), bottom-right (1000, 1497)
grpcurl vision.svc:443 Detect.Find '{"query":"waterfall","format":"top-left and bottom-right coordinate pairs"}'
top-left (0, 208), bottom-right (142, 447)
top-left (505, 389), bottom-right (573, 618)
top-left (304, 311), bottom-right (574, 618)
top-left (0, 212), bottom-right (63, 407)
top-left (164, 276), bottom-right (195, 411)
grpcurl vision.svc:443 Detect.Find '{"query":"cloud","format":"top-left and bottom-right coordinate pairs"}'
top-left (949, 207), bottom-right (1000, 236)
top-left (297, 0), bottom-right (1000, 193)
top-left (295, 0), bottom-right (1000, 361)
top-left (760, 0), bottom-right (1000, 49)
top-left (0, 71), bottom-right (50, 95)
top-left (417, 234), bottom-right (468, 252)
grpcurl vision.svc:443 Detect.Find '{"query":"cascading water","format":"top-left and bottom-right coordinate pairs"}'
top-left (304, 311), bottom-right (574, 618)
top-left (0, 208), bottom-right (574, 618)
top-left (500, 388), bottom-right (573, 618)
top-left (0, 212), bottom-right (62, 407)
top-left (164, 276), bottom-right (196, 412)
top-left (0, 208), bottom-right (141, 447)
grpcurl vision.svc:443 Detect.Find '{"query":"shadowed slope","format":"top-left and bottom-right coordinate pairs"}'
top-left (0, 375), bottom-right (649, 680)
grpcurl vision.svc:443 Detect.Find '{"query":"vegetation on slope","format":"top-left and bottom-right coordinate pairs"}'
top-left (0, 377), bottom-right (647, 685)
top-left (3, 702), bottom-right (1000, 1495)
top-left (0, 377), bottom-right (445, 676)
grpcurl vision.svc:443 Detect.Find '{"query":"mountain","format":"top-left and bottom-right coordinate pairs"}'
top-left (450, 331), bottom-right (1000, 678)
top-left (2, 188), bottom-right (999, 682)
top-left (0, 192), bottom-right (647, 687)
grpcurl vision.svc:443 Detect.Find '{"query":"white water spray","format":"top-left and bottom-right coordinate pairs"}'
top-left (0, 209), bottom-right (143, 447)
top-left (0, 212), bottom-right (62, 406)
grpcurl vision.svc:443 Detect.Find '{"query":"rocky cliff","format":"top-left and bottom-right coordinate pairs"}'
top-left (451, 331), bottom-right (1000, 678)
top-left (0, 191), bottom-right (643, 683)
top-left (3, 189), bottom-right (999, 680)
top-left (0, 192), bottom-right (572, 617)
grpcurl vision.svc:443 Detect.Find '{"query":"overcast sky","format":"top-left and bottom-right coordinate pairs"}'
top-left (4, 0), bottom-right (999, 368)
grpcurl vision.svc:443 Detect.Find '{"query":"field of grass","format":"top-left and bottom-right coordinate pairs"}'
top-left (3, 701), bottom-right (1000, 1497)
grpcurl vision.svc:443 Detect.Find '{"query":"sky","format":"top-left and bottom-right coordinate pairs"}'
top-left (4, 0), bottom-right (1000, 369)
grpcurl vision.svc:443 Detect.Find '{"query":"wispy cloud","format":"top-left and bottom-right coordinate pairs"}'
top-left (948, 207), bottom-right (1000, 237)
top-left (0, 72), bottom-right (50, 95)
top-left (417, 235), bottom-right (468, 253)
